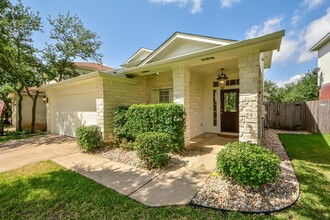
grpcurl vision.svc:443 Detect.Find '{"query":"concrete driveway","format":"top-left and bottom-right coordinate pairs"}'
top-left (0, 134), bottom-right (79, 173)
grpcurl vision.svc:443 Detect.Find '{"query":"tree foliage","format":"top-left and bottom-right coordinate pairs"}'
top-left (0, 1), bottom-right (103, 133)
top-left (265, 72), bottom-right (319, 103)
top-left (44, 13), bottom-right (103, 81)
top-left (0, 0), bottom-right (43, 132)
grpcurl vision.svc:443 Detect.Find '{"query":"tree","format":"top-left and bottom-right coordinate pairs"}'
top-left (264, 72), bottom-right (319, 103)
top-left (0, 0), bottom-right (43, 132)
top-left (282, 72), bottom-right (319, 102)
top-left (264, 79), bottom-right (284, 103)
top-left (44, 13), bottom-right (103, 82)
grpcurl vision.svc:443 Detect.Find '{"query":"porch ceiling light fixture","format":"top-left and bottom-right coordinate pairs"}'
top-left (217, 68), bottom-right (228, 89)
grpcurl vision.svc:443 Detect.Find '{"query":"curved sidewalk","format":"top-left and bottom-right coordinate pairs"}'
top-left (52, 134), bottom-right (234, 207)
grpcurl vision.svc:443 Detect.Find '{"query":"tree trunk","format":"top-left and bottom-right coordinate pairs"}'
top-left (30, 91), bottom-right (39, 133)
top-left (16, 88), bottom-right (23, 131)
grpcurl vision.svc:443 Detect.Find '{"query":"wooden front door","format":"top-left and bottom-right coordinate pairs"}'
top-left (221, 89), bottom-right (239, 132)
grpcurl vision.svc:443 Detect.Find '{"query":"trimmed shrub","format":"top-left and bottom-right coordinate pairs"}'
top-left (217, 142), bottom-right (281, 189)
top-left (113, 106), bottom-right (129, 139)
top-left (106, 133), bottom-right (120, 148)
top-left (76, 125), bottom-right (102, 152)
top-left (119, 138), bottom-right (136, 151)
top-left (136, 132), bottom-right (172, 169)
top-left (113, 103), bottom-right (185, 152)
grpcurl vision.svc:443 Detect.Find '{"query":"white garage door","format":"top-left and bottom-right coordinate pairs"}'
top-left (55, 91), bottom-right (97, 137)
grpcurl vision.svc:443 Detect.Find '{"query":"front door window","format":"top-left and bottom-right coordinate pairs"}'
top-left (224, 92), bottom-right (237, 112)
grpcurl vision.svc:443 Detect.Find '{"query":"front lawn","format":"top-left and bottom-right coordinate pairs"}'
top-left (275, 133), bottom-right (330, 220)
top-left (0, 161), bottom-right (224, 219)
top-left (0, 130), bottom-right (44, 143)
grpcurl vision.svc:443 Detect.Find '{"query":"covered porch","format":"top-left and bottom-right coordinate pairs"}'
top-left (120, 33), bottom-right (284, 146)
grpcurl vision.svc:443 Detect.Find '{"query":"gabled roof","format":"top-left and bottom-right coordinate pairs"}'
top-left (138, 32), bottom-right (237, 66)
top-left (310, 32), bottom-right (330, 51)
top-left (122, 48), bottom-right (153, 68)
top-left (74, 62), bottom-right (113, 72)
top-left (117, 30), bottom-right (285, 76)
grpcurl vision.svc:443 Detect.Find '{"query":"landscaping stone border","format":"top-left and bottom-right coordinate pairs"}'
top-left (191, 129), bottom-right (308, 212)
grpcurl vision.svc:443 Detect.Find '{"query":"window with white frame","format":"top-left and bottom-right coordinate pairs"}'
top-left (151, 89), bottom-right (173, 103)
top-left (159, 89), bottom-right (170, 103)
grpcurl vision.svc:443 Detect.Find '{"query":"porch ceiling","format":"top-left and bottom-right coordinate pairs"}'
top-left (190, 58), bottom-right (239, 76)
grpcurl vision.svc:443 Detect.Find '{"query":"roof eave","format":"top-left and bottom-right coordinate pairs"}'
top-left (310, 32), bottom-right (330, 51)
top-left (118, 30), bottom-right (285, 75)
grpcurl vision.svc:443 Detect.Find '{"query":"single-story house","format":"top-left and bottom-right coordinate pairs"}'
top-left (8, 62), bottom-right (113, 131)
top-left (40, 31), bottom-right (284, 145)
top-left (310, 32), bottom-right (330, 100)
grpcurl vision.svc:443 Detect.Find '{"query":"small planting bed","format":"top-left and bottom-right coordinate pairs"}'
top-left (191, 130), bottom-right (307, 212)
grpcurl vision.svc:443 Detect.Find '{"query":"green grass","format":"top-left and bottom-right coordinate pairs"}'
top-left (0, 161), bottom-right (225, 219)
top-left (275, 133), bottom-right (330, 220)
top-left (1, 133), bottom-right (329, 219)
top-left (0, 131), bottom-right (44, 143)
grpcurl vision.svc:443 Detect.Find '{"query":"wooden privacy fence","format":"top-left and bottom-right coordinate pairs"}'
top-left (265, 100), bottom-right (330, 134)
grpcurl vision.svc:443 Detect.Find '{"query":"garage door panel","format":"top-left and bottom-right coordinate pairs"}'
top-left (54, 91), bottom-right (97, 137)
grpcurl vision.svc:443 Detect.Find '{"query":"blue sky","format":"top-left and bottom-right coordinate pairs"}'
top-left (14, 0), bottom-right (330, 85)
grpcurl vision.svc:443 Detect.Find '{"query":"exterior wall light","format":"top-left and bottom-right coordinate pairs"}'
top-left (217, 68), bottom-right (228, 90)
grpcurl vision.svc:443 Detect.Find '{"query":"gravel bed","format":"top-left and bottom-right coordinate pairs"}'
top-left (95, 147), bottom-right (198, 172)
top-left (191, 129), bottom-right (308, 212)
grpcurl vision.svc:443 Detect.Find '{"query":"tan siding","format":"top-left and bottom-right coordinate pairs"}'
top-left (189, 72), bottom-right (204, 138)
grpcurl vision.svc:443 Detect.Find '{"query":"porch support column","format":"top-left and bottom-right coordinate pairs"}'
top-left (96, 77), bottom-right (106, 139)
top-left (238, 53), bottom-right (262, 144)
top-left (172, 67), bottom-right (191, 147)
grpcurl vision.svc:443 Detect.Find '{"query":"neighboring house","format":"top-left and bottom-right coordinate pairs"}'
top-left (310, 32), bottom-right (330, 100)
top-left (40, 31), bottom-right (284, 145)
top-left (8, 88), bottom-right (47, 131)
top-left (74, 62), bottom-right (114, 75)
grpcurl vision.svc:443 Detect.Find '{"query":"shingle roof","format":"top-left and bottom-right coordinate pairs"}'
top-left (74, 62), bottom-right (113, 71)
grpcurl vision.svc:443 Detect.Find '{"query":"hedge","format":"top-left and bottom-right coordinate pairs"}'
top-left (113, 103), bottom-right (185, 152)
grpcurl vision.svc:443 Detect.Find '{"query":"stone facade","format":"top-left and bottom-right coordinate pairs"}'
top-left (172, 67), bottom-right (191, 147)
top-left (238, 53), bottom-right (263, 144)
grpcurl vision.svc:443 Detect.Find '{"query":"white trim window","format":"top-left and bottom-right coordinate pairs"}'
top-left (151, 89), bottom-right (173, 103)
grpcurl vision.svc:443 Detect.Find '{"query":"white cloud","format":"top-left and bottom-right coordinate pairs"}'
top-left (291, 15), bottom-right (301, 26)
top-left (149, 0), bottom-right (202, 14)
top-left (276, 74), bottom-right (304, 87)
top-left (245, 16), bottom-right (283, 39)
top-left (220, 0), bottom-right (241, 8)
top-left (303, 0), bottom-right (325, 11)
top-left (291, 0), bottom-right (325, 26)
top-left (298, 7), bottom-right (330, 62)
top-left (273, 38), bottom-right (299, 63)
top-left (191, 0), bottom-right (202, 13)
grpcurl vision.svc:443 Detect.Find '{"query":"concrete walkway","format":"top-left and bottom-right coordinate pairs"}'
top-left (0, 133), bottom-right (235, 207)
top-left (53, 133), bottom-right (235, 207)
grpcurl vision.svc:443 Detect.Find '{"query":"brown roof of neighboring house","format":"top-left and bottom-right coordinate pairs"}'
top-left (74, 62), bottom-right (113, 72)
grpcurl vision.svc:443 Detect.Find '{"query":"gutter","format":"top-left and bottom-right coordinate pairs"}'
top-left (38, 71), bottom-right (136, 91)
top-left (118, 30), bottom-right (285, 75)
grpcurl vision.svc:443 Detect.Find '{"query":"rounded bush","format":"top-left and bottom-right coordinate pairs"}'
top-left (217, 142), bottom-right (281, 189)
top-left (76, 125), bottom-right (102, 152)
top-left (136, 132), bottom-right (172, 169)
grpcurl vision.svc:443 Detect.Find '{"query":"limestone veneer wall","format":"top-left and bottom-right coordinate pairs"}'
top-left (238, 53), bottom-right (263, 144)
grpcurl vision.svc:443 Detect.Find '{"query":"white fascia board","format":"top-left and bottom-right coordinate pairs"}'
top-left (119, 30), bottom-right (285, 75)
top-left (310, 32), bottom-right (330, 51)
top-left (123, 48), bottom-right (154, 65)
top-left (39, 71), bottom-right (136, 91)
